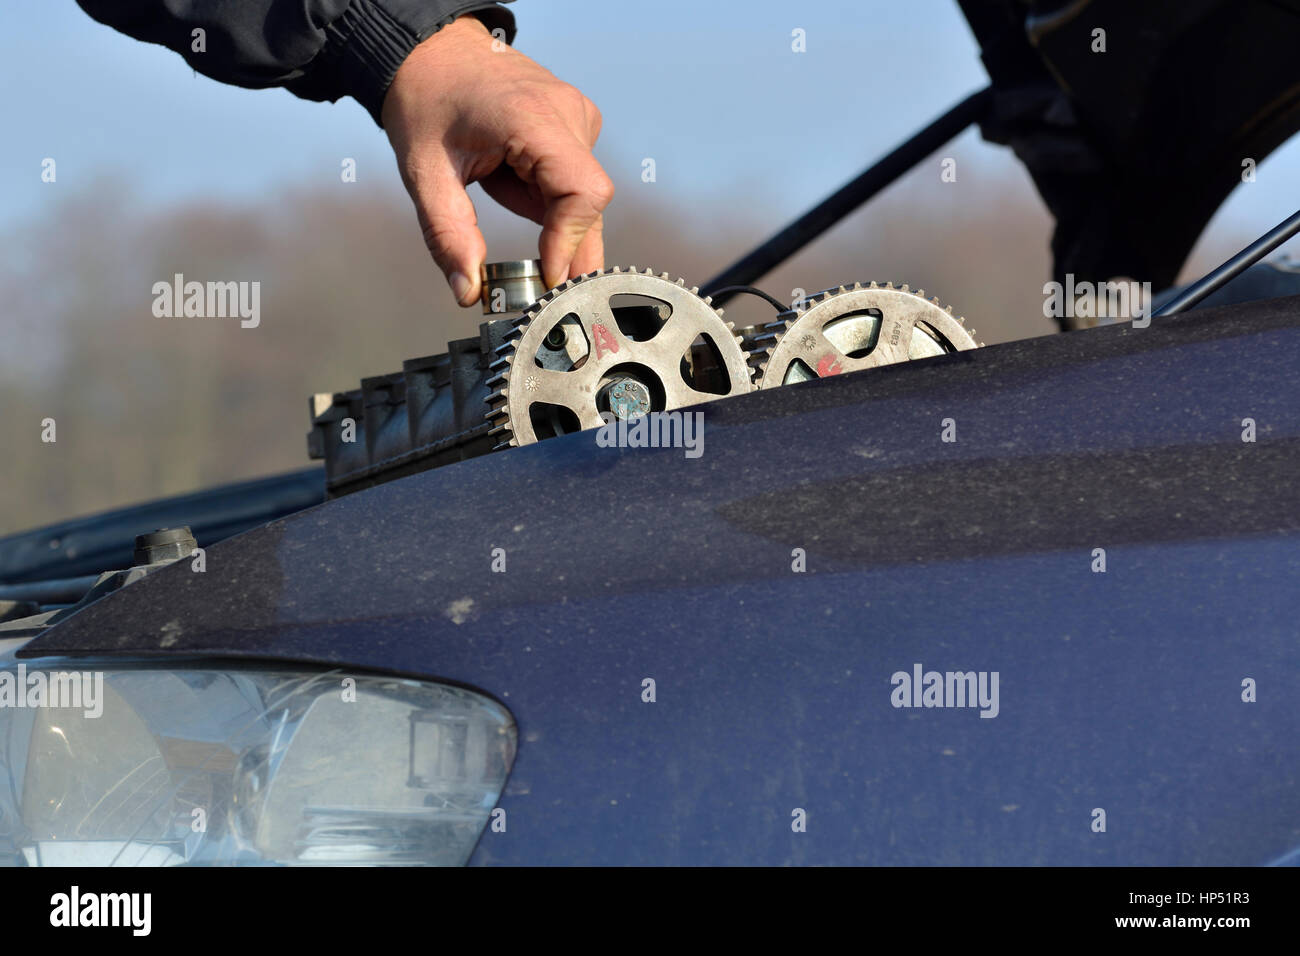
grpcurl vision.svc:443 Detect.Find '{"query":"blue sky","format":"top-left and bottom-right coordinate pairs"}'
top-left (5, 0), bottom-right (1300, 259)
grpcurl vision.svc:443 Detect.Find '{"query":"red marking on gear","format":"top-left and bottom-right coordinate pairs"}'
top-left (817, 353), bottom-right (844, 377)
top-left (592, 322), bottom-right (619, 360)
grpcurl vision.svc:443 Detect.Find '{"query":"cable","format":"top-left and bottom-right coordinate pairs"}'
top-left (1154, 206), bottom-right (1300, 318)
top-left (701, 86), bottom-right (993, 307)
top-left (705, 285), bottom-right (789, 313)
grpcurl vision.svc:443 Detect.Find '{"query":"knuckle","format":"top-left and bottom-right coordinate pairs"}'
top-left (502, 133), bottom-right (531, 169)
top-left (589, 170), bottom-right (615, 206)
top-left (559, 82), bottom-right (586, 112)
top-left (515, 81), bottom-right (559, 115)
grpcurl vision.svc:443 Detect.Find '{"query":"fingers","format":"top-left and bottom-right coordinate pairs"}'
top-left (527, 136), bottom-right (615, 288)
top-left (578, 96), bottom-right (603, 148)
top-left (407, 159), bottom-right (488, 306)
top-left (481, 161), bottom-right (603, 280)
top-left (569, 213), bottom-right (605, 278)
top-left (479, 165), bottom-right (546, 224)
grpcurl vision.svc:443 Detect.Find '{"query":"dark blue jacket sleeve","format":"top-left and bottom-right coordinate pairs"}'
top-left (76, 0), bottom-right (517, 125)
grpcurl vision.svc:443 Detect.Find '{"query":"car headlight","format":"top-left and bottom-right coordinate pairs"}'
top-left (0, 653), bottom-right (516, 866)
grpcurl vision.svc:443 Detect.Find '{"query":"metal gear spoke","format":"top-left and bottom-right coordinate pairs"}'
top-left (510, 364), bottom-right (599, 408)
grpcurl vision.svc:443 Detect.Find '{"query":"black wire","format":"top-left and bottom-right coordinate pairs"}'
top-left (706, 285), bottom-right (789, 313)
top-left (1154, 205), bottom-right (1300, 318)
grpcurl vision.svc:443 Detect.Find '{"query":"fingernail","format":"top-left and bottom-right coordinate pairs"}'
top-left (450, 271), bottom-right (472, 305)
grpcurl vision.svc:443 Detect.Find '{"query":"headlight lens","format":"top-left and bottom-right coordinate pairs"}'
top-left (0, 655), bottom-right (515, 866)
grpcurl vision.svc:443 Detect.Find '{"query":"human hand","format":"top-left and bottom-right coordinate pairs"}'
top-left (381, 15), bottom-right (614, 306)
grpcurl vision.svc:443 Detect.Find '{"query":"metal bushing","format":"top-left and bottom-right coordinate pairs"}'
top-left (481, 260), bottom-right (547, 316)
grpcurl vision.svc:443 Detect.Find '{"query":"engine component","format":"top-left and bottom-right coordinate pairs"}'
top-left (306, 272), bottom-right (979, 497)
top-left (306, 322), bottom-right (513, 497)
top-left (481, 259), bottom-right (547, 316)
top-left (485, 267), bottom-right (752, 447)
top-left (754, 282), bottom-right (980, 388)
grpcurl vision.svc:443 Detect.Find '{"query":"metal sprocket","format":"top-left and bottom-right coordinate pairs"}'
top-left (485, 267), bottom-right (753, 447)
top-left (754, 282), bottom-right (980, 388)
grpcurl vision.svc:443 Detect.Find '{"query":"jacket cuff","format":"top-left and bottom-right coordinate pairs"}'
top-left (322, 0), bottom-right (517, 126)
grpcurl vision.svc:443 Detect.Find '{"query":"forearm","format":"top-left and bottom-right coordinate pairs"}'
top-left (76, 0), bottom-right (516, 123)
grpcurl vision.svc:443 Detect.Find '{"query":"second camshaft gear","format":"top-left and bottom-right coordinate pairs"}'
top-left (485, 268), bottom-right (752, 447)
top-left (753, 282), bottom-right (980, 388)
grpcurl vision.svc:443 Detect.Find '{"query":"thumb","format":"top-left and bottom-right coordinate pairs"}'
top-left (406, 157), bottom-right (488, 307)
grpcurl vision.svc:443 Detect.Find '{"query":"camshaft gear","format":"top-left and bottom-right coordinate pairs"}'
top-left (486, 268), bottom-right (753, 447)
top-left (753, 282), bottom-right (980, 388)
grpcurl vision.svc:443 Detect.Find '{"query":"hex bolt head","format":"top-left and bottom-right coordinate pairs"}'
top-left (602, 379), bottom-right (652, 420)
top-left (133, 526), bottom-right (197, 566)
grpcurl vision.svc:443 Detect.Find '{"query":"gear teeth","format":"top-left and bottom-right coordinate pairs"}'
top-left (676, 277), bottom-right (685, 286)
top-left (852, 281), bottom-right (862, 290)
top-left (690, 286), bottom-right (700, 295)
top-left (659, 271), bottom-right (670, 279)
top-left (915, 288), bottom-right (924, 298)
top-left (869, 280), bottom-right (879, 289)
top-left (901, 283), bottom-right (911, 293)
top-left (628, 264), bottom-right (636, 274)
top-left (611, 265), bottom-right (621, 273)
top-left (837, 285), bottom-right (848, 294)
